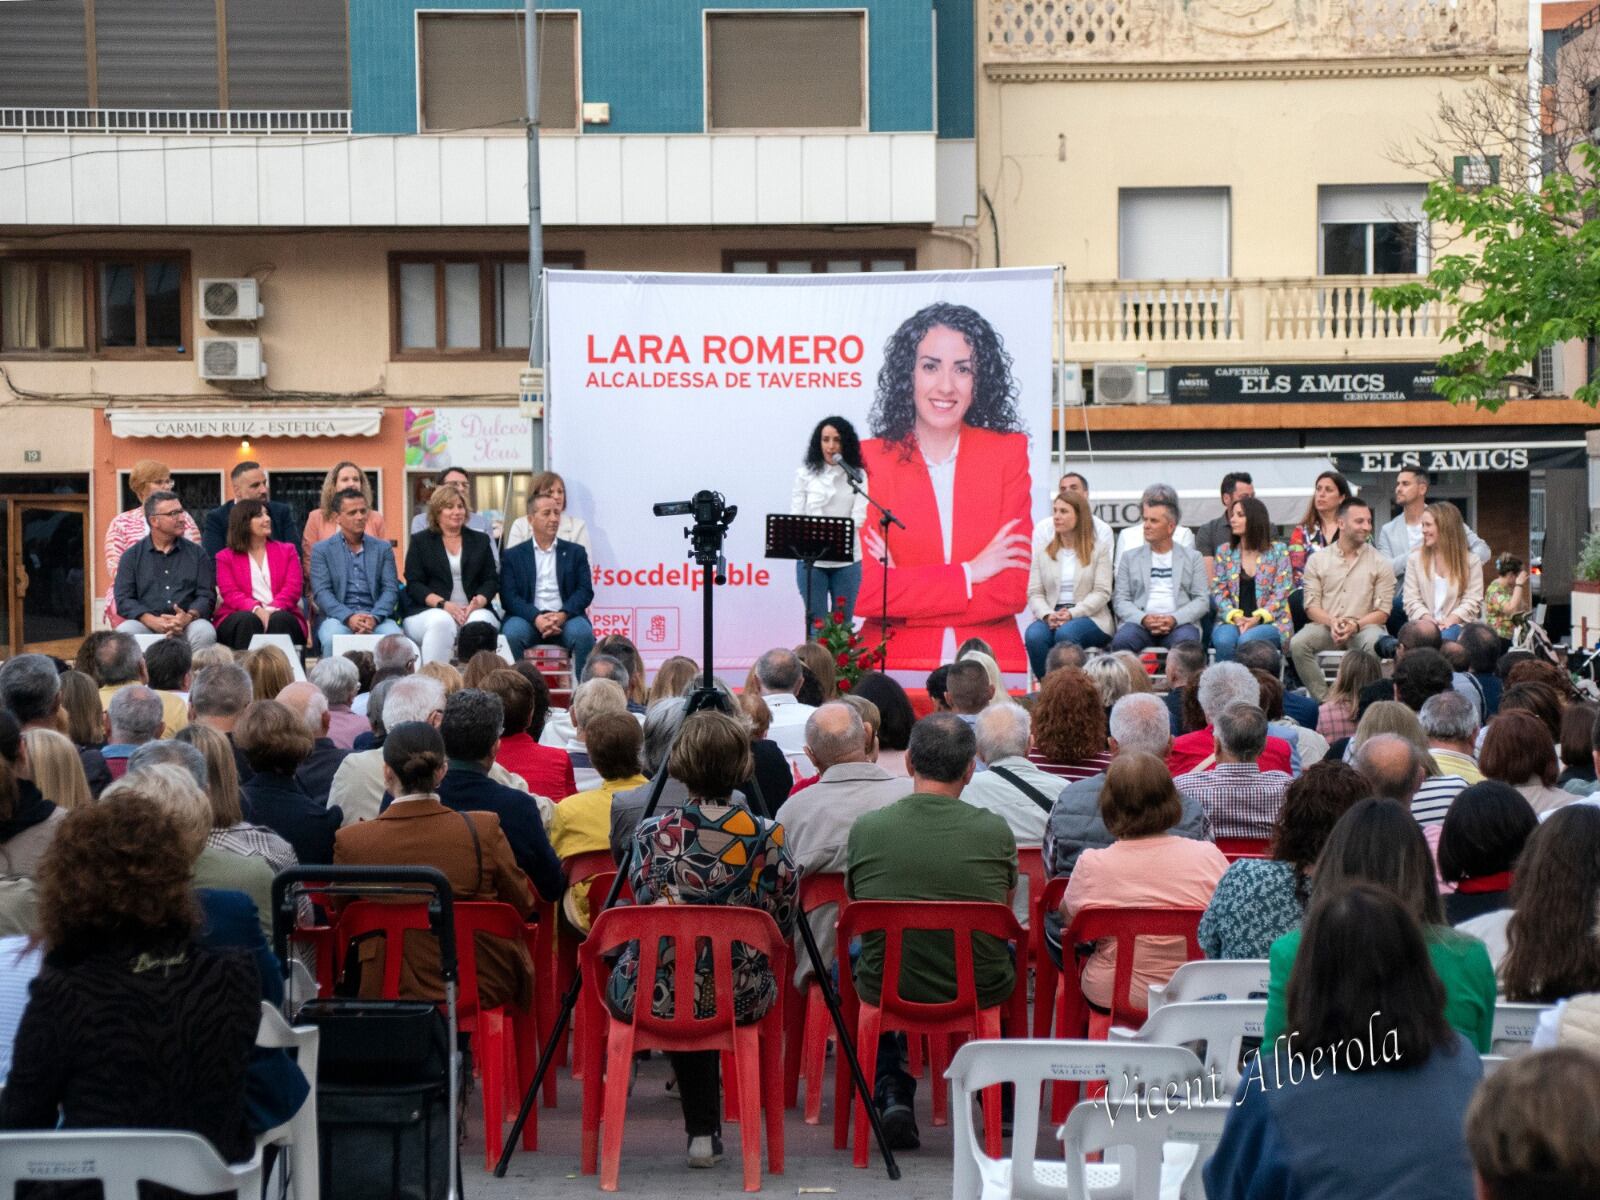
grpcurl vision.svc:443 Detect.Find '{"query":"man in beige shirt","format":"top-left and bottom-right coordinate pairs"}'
top-left (1289, 496), bottom-right (1396, 699)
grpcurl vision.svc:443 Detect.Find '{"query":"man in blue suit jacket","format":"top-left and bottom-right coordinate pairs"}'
top-left (201, 460), bottom-right (297, 557)
top-left (309, 490), bottom-right (403, 658)
top-left (500, 494), bottom-right (595, 676)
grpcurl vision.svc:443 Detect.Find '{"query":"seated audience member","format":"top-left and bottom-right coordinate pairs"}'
top-left (0, 655), bottom-right (110, 798)
top-left (309, 488), bottom-right (404, 659)
top-left (580, 654), bottom-right (635, 707)
top-left (1250, 668), bottom-right (1329, 767)
top-left (1167, 662), bottom-right (1295, 776)
top-left (556, 678), bottom-right (630, 792)
top-left (213, 499), bottom-right (307, 650)
top-left (851, 671), bottom-right (915, 778)
top-left (301, 461), bottom-right (387, 559)
top-left (188, 662), bottom-right (255, 782)
top-left (747, 648), bottom-right (816, 759)
top-left (337, 722), bottom-right (539, 1008)
top-left (548, 713), bottom-right (646, 932)
top-left (276, 681), bottom-right (350, 807)
top-left (1199, 760), bottom-right (1367, 960)
top-left (102, 458), bottom-right (202, 626)
top-left (1110, 650), bottom-right (1155, 694)
top-left (1497, 680), bottom-right (1565, 748)
top-left (243, 644), bottom-right (293, 702)
top-left (59, 669), bottom-right (106, 751)
top-left (0, 790), bottom-right (260, 1162)
top-left (1315, 648), bottom-right (1381, 742)
top-left (373, 631), bottom-right (419, 679)
top-left (1480, 709), bottom-right (1570, 815)
top-left (1062, 752), bottom-right (1228, 1016)
top-left (1401, 501), bottom-right (1483, 638)
top-left (1210, 496), bottom-right (1293, 661)
top-left (112, 490), bottom-right (218, 650)
top-left (1081, 654), bottom-right (1133, 715)
top-left (846, 712), bottom-right (1016, 1150)
top-left (1261, 798), bottom-right (1495, 1052)
top-left (963, 703), bottom-right (1059, 925)
top-left (1352, 719), bottom-right (1465, 826)
top-left (944, 659), bottom-right (995, 727)
top-left (648, 656), bottom-right (698, 707)
top-left (484, 666), bottom-right (574, 800)
top-left (1025, 488), bottom-right (1114, 680)
top-left (144, 637), bottom-right (193, 704)
top-left (1233, 639), bottom-right (1318, 731)
top-left (22, 730), bottom-right (91, 814)
top-left (1027, 667), bottom-right (1114, 781)
top-left (96, 631), bottom-right (187, 737)
top-left (1289, 497), bottom-right (1395, 700)
top-left (344, 648), bottom-right (376, 704)
top-left (1480, 554), bottom-right (1533, 647)
top-left (1109, 495), bottom-right (1207, 652)
top-left (355, 677), bottom-right (398, 749)
top-left (1558, 701), bottom-right (1599, 792)
top-left (794, 642), bottom-right (840, 703)
top-left (409, 466), bottom-right (496, 544)
top-left (595, 636), bottom-right (650, 710)
top-left (1468, 1048), bottom-right (1600, 1199)
top-left (1207, 883), bottom-right (1482, 1200)
top-left (925, 664), bottom-right (952, 712)
top-left (1389, 646), bottom-right (1460, 718)
top-left (434, 689), bottom-right (562, 897)
top-left (776, 703), bottom-right (911, 982)
top-left (1157, 641), bottom-right (1203, 737)
top-left (504, 469), bottom-right (591, 552)
top-left (403, 486), bottom-right (500, 666)
top-left (190, 644), bottom-right (234, 671)
top-left (1458, 621), bottom-right (1504, 715)
top-left (0, 712), bottom-right (64, 877)
top-left (609, 698), bottom-right (692, 858)
top-left (102, 686), bottom-right (165, 777)
top-left (460, 649), bottom-right (506, 691)
top-left (236, 699), bottom-right (341, 863)
top-left (1438, 781), bottom-right (1536, 957)
top-left (737, 690), bottom-right (798, 813)
top-left (310, 656), bottom-right (370, 749)
top-left (1499, 805), bottom-right (1600, 1004)
top-left (419, 660), bottom-right (464, 696)
top-left (1175, 703), bottom-right (1291, 841)
top-left (1419, 690), bottom-right (1485, 783)
top-left (608, 711), bottom-right (797, 1170)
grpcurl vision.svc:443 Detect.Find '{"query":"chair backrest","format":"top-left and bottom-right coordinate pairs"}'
top-left (945, 1038), bottom-right (1206, 1200)
top-left (835, 899), bottom-right (1026, 1024)
top-left (586, 869), bottom-right (633, 913)
top-left (335, 899), bottom-right (434, 999)
top-left (580, 904), bottom-right (787, 1047)
top-left (1061, 906), bottom-right (1205, 1029)
top-left (562, 849), bottom-right (615, 886)
top-left (1147, 958), bottom-right (1271, 1013)
top-left (1117, 999), bottom-right (1268, 1091)
top-left (0, 1130), bottom-right (262, 1200)
top-left (452, 900), bottom-right (535, 1015)
top-left (1213, 837), bottom-right (1271, 861)
top-left (1491, 1001), bottom-right (1553, 1056)
top-left (799, 871), bottom-right (846, 915)
top-left (1060, 1096), bottom-right (1230, 1200)
top-left (1016, 847), bottom-right (1045, 930)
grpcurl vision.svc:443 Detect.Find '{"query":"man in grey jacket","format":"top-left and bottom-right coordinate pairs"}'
top-left (1109, 495), bottom-right (1209, 652)
top-left (1041, 692), bottom-right (1211, 961)
top-left (1374, 467), bottom-right (1490, 633)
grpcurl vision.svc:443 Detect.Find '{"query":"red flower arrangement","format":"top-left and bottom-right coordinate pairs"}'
top-left (810, 600), bottom-right (886, 690)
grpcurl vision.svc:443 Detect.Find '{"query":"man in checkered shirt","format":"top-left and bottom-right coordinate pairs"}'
top-left (1173, 703), bottom-right (1289, 840)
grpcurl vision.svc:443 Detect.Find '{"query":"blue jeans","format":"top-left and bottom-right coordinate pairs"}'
top-left (1109, 621), bottom-right (1202, 653)
top-left (1211, 622), bottom-right (1284, 662)
top-left (503, 614), bottom-right (595, 677)
top-left (1023, 612), bottom-right (1112, 679)
top-left (796, 561), bottom-right (862, 629)
top-left (1440, 624), bottom-right (1463, 641)
top-left (317, 617), bottom-right (402, 659)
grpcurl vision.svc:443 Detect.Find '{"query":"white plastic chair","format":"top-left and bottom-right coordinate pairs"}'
top-left (945, 1039), bottom-right (1206, 1200)
top-left (1059, 1096), bottom-right (1230, 1200)
top-left (0, 1129), bottom-right (263, 1198)
top-left (1491, 1002), bottom-right (1553, 1056)
top-left (1146, 960), bottom-right (1270, 1013)
top-left (287, 958), bottom-right (319, 1008)
top-left (256, 1001), bottom-right (321, 1200)
top-left (1110, 1000), bottom-right (1268, 1091)
top-left (1481, 1054), bottom-right (1509, 1076)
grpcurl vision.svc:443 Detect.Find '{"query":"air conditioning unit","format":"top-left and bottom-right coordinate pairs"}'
top-left (1092, 361), bottom-right (1152, 406)
top-left (199, 337), bottom-right (267, 381)
top-left (199, 278), bottom-right (262, 322)
top-left (1059, 361), bottom-right (1085, 407)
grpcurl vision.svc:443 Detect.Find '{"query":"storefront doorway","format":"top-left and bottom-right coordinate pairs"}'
top-left (0, 476), bottom-right (91, 657)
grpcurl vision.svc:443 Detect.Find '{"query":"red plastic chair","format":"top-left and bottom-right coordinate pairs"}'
top-left (334, 899), bottom-right (434, 998)
top-left (578, 904), bottom-right (788, 1193)
top-left (781, 872), bottom-right (847, 1123)
top-left (570, 868), bottom-right (632, 1088)
top-left (558, 850), bottom-right (623, 1078)
top-left (1214, 837), bottom-right (1271, 862)
top-left (1030, 875), bottom-right (1070, 1037)
top-left (833, 900), bottom-right (1027, 1167)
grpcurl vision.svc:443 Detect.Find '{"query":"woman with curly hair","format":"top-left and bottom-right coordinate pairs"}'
top-left (1500, 805), bottom-right (1600, 1004)
top-left (1026, 666), bottom-right (1112, 781)
top-left (857, 302), bottom-right (1033, 671)
top-left (0, 788), bottom-right (262, 1162)
top-left (789, 415), bottom-right (869, 627)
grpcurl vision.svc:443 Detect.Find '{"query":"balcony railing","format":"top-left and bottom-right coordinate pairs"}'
top-left (0, 108), bottom-right (351, 135)
top-left (1063, 276), bottom-right (1457, 360)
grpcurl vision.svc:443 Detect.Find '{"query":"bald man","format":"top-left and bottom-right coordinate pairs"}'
top-left (277, 680), bottom-right (350, 806)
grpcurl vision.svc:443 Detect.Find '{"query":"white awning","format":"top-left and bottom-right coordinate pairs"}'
top-left (1074, 450), bottom-right (1338, 528)
top-left (108, 408), bottom-right (383, 440)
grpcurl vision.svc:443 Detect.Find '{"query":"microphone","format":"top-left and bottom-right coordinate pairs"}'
top-left (831, 453), bottom-right (864, 484)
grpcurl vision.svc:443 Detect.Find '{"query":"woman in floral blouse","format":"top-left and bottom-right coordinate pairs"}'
top-left (102, 459), bottom-right (202, 624)
top-left (1197, 760), bottom-right (1367, 960)
top-left (607, 710), bottom-right (797, 1169)
top-left (1211, 496), bottom-right (1293, 662)
top-left (1483, 554), bottom-right (1532, 643)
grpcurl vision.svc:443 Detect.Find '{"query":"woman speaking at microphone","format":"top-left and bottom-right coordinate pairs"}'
top-left (791, 415), bottom-right (867, 628)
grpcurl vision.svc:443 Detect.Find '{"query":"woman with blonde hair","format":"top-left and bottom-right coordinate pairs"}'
top-left (1403, 501), bottom-right (1483, 639)
top-left (1023, 488), bottom-right (1114, 680)
top-left (1082, 653), bottom-right (1133, 713)
top-left (793, 642), bottom-right (839, 701)
top-left (22, 729), bottom-right (92, 813)
top-left (300, 461), bottom-right (386, 560)
top-left (242, 644), bottom-right (294, 702)
top-left (1111, 650), bottom-right (1155, 694)
top-left (58, 670), bottom-right (105, 750)
top-left (419, 660), bottom-right (464, 696)
top-left (649, 656), bottom-right (698, 706)
top-left (102, 459), bottom-right (202, 624)
top-left (402, 486), bottom-right (500, 665)
top-left (1351, 701), bottom-right (1441, 776)
top-left (503, 469), bottom-right (592, 552)
top-left (1317, 648), bottom-right (1381, 741)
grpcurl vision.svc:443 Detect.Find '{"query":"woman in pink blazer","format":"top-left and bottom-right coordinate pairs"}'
top-left (214, 499), bottom-right (308, 650)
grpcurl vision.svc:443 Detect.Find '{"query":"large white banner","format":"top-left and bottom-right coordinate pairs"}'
top-left (546, 268), bottom-right (1055, 674)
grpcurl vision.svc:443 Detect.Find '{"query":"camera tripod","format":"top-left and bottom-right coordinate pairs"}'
top-left (495, 489), bottom-right (901, 1179)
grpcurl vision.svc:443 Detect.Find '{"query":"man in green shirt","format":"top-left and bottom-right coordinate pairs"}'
top-left (846, 711), bottom-right (1018, 1150)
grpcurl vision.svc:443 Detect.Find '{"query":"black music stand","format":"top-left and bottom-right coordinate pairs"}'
top-left (765, 513), bottom-right (856, 641)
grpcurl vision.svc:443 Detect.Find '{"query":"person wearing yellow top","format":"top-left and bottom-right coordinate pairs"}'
top-left (547, 712), bottom-right (646, 933)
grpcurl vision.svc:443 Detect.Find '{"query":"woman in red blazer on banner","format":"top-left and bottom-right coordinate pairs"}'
top-left (858, 302), bottom-right (1034, 672)
top-left (214, 498), bottom-right (309, 650)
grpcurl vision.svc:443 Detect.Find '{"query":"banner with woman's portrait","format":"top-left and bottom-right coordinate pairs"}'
top-left (546, 267), bottom-right (1055, 674)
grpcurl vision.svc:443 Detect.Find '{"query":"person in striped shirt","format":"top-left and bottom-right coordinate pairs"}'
top-left (1355, 732), bottom-right (1467, 826)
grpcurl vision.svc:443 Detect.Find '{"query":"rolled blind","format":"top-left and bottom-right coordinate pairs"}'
top-left (419, 13), bottom-right (577, 134)
top-left (1318, 184), bottom-right (1426, 225)
top-left (225, 0), bottom-right (349, 109)
top-left (1118, 188), bottom-right (1231, 280)
top-left (707, 12), bottom-right (864, 131)
top-left (0, 0), bottom-right (90, 108)
top-left (95, 0), bottom-right (218, 108)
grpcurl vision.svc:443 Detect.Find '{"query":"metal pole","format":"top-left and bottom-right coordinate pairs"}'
top-left (524, 0), bottom-right (546, 473)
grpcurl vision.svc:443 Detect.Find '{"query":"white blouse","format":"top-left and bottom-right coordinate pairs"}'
top-left (248, 551), bottom-right (274, 607)
top-left (446, 548), bottom-right (468, 606)
top-left (789, 463), bottom-right (868, 568)
top-left (1056, 550), bottom-right (1076, 607)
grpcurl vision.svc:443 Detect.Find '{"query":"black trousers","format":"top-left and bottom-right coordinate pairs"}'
top-left (671, 1050), bottom-right (721, 1137)
top-left (217, 609), bottom-right (305, 650)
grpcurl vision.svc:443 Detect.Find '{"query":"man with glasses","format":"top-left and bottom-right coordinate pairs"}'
top-left (112, 490), bottom-right (218, 649)
top-left (103, 459), bottom-right (201, 625)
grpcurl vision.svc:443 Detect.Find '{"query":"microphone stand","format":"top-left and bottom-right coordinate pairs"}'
top-left (841, 464), bottom-right (903, 670)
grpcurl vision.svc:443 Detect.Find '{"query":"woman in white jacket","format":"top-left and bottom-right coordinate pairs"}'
top-left (1403, 501), bottom-right (1484, 639)
top-left (791, 415), bottom-right (868, 628)
top-left (1024, 488), bottom-right (1113, 679)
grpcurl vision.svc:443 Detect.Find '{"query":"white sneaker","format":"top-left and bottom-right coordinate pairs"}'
top-left (686, 1134), bottom-right (723, 1168)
